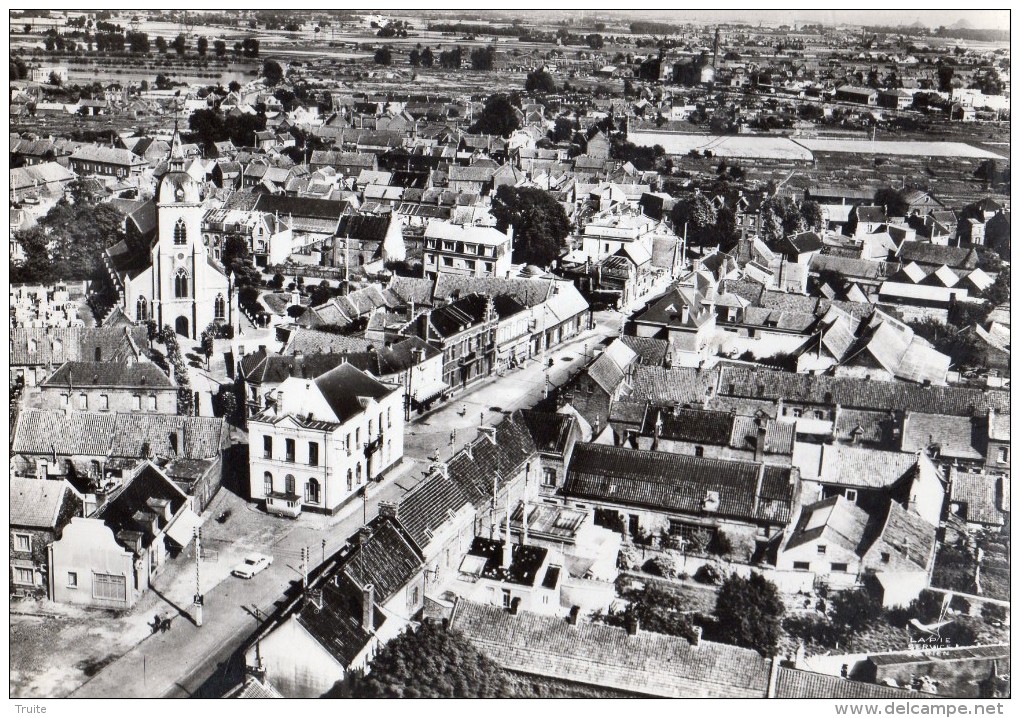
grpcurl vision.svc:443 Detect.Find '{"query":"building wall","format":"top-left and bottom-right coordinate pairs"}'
top-left (776, 535), bottom-right (861, 576)
top-left (10, 527), bottom-right (55, 596)
top-left (38, 385), bottom-right (176, 414)
top-left (252, 618), bottom-right (345, 698)
top-left (248, 389), bottom-right (404, 513)
top-left (49, 518), bottom-right (138, 610)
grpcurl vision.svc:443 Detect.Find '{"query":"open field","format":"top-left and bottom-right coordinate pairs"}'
top-left (795, 137), bottom-right (1006, 160)
top-left (629, 131), bottom-right (815, 161)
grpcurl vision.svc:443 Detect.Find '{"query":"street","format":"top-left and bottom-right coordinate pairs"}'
top-left (69, 309), bottom-right (622, 698)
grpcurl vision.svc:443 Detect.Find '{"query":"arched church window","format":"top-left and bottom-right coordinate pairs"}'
top-left (136, 296), bottom-right (148, 321)
top-left (174, 269), bottom-right (189, 299)
top-left (214, 294), bottom-right (226, 321)
top-left (174, 218), bottom-right (187, 245)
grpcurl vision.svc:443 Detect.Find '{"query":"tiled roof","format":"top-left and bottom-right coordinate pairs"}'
top-left (774, 668), bottom-right (927, 700)
top-left (343, 517), bottom-right (424, 603)
top-left (519, 410), bottom-right (575, 454)
top-left (784, 495), bottom-right (871, 555)
top-left (717, 366), bottom-right (1009, 416)
top-left (631, 365), bottom-right (718, 406)
top-left (950, 472), bottom-right (1008, 527)
top-left (42, 361), bottom-right (173, 389)
top-left (10, 477), bottom-right (76, 528)
top-left (452, 600), bottom-right (771, 698)
top-left (901, 413), bottom-right (984, 460)
top-left (798, 444), bottom-right (923, 489)
top-left (295, 572), bottom-right (384, 667)
top-left (619, 336), bottom-right (670, 366)
top-left (564, 443), bottom-right (798, 525)
top-left (897, 242), bottom-right (978, 269)
top-left (95, 463), bottom-right (188, 551)
top-left (283, 328), bottom-right (382, 355)
top-left (12, 409), bottom-right (118, 456)
top-left (641, 406), bottom-right (733, 445)
top-left (864, 501), bottom-right (936, 571)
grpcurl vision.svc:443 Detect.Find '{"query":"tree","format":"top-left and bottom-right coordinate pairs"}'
top-left (491, 185), bottom-right (570, 267)
top-left (126, 31), bottom-right (150, 54)
top-left (48, 71), bottom-right (62, 87)
top-left (712, 572), bottom-right (784, 655)
top-left (172, 33), bottom-right (187, 56)
top-left (550, 116), bottom-right (574, 142)
top-left (155, 36), bottom-right (168, 54)
top-left (593, 584), bottom-right (699, 641)
top-left (760, 195), bottom-right (805, 245)
top-left (525, 69), bottom-right (556, 94)
top-left (937, 65), bottom-right (955, 93)
top-left (242, 37), bottom-right (260, 58)
top-left (374, 46), bottom-right (392, 65)
top-left (586, 33), bottom-right (604, 49)
top-left (409, 48), bottom-right (420, 67)
top-left (470, 46), bottom-right (495, 71)
top-left (197, 36), bottom-right (208, 56)
top-left (420, 46), bottom-right (434, 67)
top-left (262, 59), bottom-right (284, 85)
top-left (214, 39), bottom-right (227, 57)
top-left (228, 80), bottom-right (241, 93)
top-left (829, 586), bottom-right (883, 636)
top-left (469, 93), bottom-right (520, 137)
top-left (874, 187), bottom-right (910, 217)
top-left (670, 193), bottom-right (719, 248)
top-left (800, 200), bottom-right (824, 231)
top-left (351, 621), bottom-right (513, 698)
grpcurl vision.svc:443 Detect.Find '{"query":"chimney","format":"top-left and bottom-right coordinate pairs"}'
top-left (567, 605), bottom-right (580, 626)
top-left (755, 417), bottom-right (767, 463)
top-left (502, 490), bottom-right (513, 569)
top-left (291, 350), bottom-right (305, 378)
top-left (690, 625), bottom-right (702, 647)
top-left (377, 501), bottom-right (398, 520)
top-left (626, 614), bottom-right (639, 636)
top-left (361, 583), bottom-right (375, 632)
top-left (681, 304), bottom-right (690, 324)
top-left (358, 525), bottom-right (373, 546)
top-left (478, 426), bottom-right (497, 443)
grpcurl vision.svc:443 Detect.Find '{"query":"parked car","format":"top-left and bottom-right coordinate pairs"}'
top-left (231, 553), bottom-right (273, 579)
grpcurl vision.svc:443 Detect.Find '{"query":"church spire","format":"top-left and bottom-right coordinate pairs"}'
top-left (169, 120), bottom-right (186, 172)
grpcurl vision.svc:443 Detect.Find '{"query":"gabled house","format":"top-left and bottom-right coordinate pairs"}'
top-left (10, 478), bottom-right (84, 598)
top-left (48, 462), bottom-right (200, 610)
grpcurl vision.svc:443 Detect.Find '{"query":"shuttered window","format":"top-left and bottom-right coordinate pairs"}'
top-left (93, 573), bottom-right (127, 602)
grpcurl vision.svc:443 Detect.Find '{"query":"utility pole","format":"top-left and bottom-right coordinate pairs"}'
top-left (301, 547), bottom-right (308, 589)
top-left (322, 538), bottom-right (327, 565)
top-left (193, 527), bottom-right (203, 627)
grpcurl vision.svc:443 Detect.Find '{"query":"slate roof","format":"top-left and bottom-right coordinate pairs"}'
top-left (10, 477), bottom-right (77, 529)
top-left (641, 406), bottom-right (733, 445)
top-left (94, 463), bottom-right (188, 552)
top-left (717, 366), bottom-right (1009, 416)
top-left (313, 363), bottom-right (397, 424)
top-left (784, 495), bottom-right (871, 554)
top-left (452, 599), bottom-right (771, 698)
top-left (564, 443), bottom-right (798, 525)
top-left (343, 517), bottom-right (424, 602)
top-left (865, 501), bottom-right (936, 571)
top-left (520, 410), bottom-right (575, 455)
top-left (295, 572), bottom-right (385, 667)
top-left (630, 365), bottom-right (718, 406)
top-left (897, 243), bottom-right (978, 270)
top-left (41, 361), bottom-right (174, 389)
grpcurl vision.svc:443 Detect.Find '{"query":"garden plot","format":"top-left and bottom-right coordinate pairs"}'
top-left (628, 131), bottom-right (815, 161)
top-left (796, 138), bottom-right (1006, 159)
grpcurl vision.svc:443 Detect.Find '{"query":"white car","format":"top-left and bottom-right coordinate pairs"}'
top-left (231, 553), bottom-right (273, 579)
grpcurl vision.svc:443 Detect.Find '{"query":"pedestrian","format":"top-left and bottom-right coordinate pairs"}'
top-left (161, 616), bottom-right (171, 633)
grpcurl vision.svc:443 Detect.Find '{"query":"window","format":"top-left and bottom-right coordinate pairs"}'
top-left (792, 408), bottom-right (803, 418)
top-left (308, 442), bottom-right (319, 466)
top-left (61, 393), bottom-right (69, 406)
top-left (880, 552), bottom-right (890, 564)
top-left (347, 469), bottom-right (353, 491)
top-left (368, 419), bottom-right (374, 437)
top-left (174, 269), bottom-right (189, 299)
top-left (67, 572), bottom-right (78, 588)
top-left (694, 446), bottom-right (705, 458)
top-left (93, 573), bottom-right (127, 602)
top-left (79, 393), bottom-right (88, 410)
top-left (133, 394), bottom-right (141, 411)
top-left (356, 464), bottom-right (363, 484)
top-left (37, 460), bottom-right (48, 480)
top-left (148, 395), bottom-right (157, 411)
top-left (793, 561), bottom-right (810, 571)
top-left (306, 478), bottom-right (321, 504)
top-left (136, 296), bottom-right (148, 321)
top-left (442, 257), bottom-right (453, 267)
top-left (98, 394), bottom-right (109, 411)
top-left (285, 439), bottom-right (296, 463)
top-left (345, 434), bottom-right (352, 454)
top-left (484, 262), bottom-right (493, 273)
top-left (542, 468), bottom-right (557, 488)
top-left (263, 472), bottom-right (273, 495)
top-left (831, 563), bottom-right (849, 573)
top-left (285, 475), bottom-right (296, 495)
top-left (814, 410), bottom-right (825, 420)
top-left (817, 545), bottom-right (827, 555)
top-left (214, 294), bottom-right (226, 321)
top-left (378, 412), bottom-right (384, 435)
top-left (355, 427), bottom-right (361, 445)
top-left (173, 218), bottom-right (187, 245)
top-left (263, 436), bottom-right (272, 459)
top-left (13, 568), bottom-right (34, 585)
top-left (502, 589), bottom-right (512, 609)
top-left (845, 489), bottom-right (858, 502)
top-left (14, 533), bottom-right (31, 552)
top-left (410, 586), bottom-right (420, 606)
top-left (998, 448), bottom-right (1009, 463)
top-left (386, 408), bottom-right (392, 428)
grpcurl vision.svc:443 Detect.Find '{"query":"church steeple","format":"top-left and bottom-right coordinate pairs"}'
top-left (168, 121), bottom-right (186, 172)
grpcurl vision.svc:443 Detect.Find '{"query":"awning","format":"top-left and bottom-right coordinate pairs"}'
top-left (165, 508), bottom-right (203, 547)
top-left (412, 378), bottom-right (449, 403)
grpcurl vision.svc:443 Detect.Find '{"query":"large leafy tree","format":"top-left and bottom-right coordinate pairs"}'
top-left (712, 572), bottom-right (785, 656)
top-left (799, 200), bottom-right (824, 231)
top-left (262, 59), bottom-right (284, 85)
top-left (670, 193), bottom-right (720, 249)
top-left (491, 185), bottom-right (570, 267)
top-left (874, 187), bottom-right (910, 217)
top-left (593, 584), bottom-right (699, 641)
top-left (760, 195), bottom-right (805, 245)
top-left (469, 93), bottom-right (520, 137)
top-left (352, 621), bottom-right (513, 698)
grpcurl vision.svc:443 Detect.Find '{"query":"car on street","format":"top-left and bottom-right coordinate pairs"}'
top-left (231, 553), bottom-right (273, 579)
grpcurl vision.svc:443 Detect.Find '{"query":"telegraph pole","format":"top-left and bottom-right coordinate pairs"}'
top-left (193, 527), bottom-right (204, 627)
top-left (322, 538), bottom-right (327, 565)
top-left (301, 547), bottom-right (308, 589)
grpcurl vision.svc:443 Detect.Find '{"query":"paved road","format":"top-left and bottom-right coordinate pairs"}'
top-left (73, 310), bottom-right (623, 698)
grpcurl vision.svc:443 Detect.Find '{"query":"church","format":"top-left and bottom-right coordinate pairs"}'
top-left (103, 132), bottom-right (232, 339)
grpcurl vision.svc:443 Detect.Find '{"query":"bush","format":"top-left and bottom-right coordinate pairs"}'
top-left (643, 553), bottom-right (681, 579)
top-left (268, 273), bottom-right (285, 290)
top-left (694, 563), bottom-right (723, 585)
top-left (709, 530), bottom-right (733, 557)
top-left (830, 586), bottom-right (883, 634)
top-left (783, 613), bottom-right (840, 648)
top-left (981, 603), bottom-right (1007, 623)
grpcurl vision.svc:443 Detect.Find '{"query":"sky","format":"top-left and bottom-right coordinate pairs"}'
top-left (600, 9), bottom-right (1009, 30)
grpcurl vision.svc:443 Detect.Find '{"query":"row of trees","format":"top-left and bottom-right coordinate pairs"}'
top-left (42, 29), bottom-right (258, 58)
